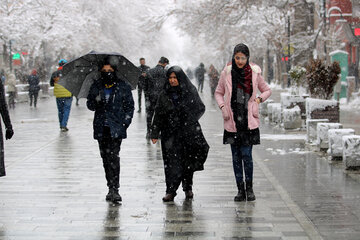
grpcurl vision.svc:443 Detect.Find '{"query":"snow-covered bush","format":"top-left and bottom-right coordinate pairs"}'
top-left (306, 59), bottom-right (341, 100)
top-left (289, 66), bottom-right (306, 88)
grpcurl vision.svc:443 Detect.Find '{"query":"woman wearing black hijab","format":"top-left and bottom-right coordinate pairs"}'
top-left (150, 66), bottom-right (209, 202)
top-left (215, 44), bottom-right (271, 201)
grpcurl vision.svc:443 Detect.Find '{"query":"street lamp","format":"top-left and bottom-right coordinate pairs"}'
top-left (9, 39), bottom-right (15, 72)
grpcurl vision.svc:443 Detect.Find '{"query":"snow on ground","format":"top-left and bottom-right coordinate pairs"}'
top-left (265, 147), bottom-right (311, 156)
top-left (340, 95), bottom-right (360, 110)
top-left (261, 134), bottom-right (306, 141)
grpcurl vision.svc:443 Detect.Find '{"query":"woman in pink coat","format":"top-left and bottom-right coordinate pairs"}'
top-left (215, 43), bottom-right (271, 202)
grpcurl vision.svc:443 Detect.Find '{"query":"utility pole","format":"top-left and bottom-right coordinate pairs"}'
top-left (287, 14), bottom-right (291, 87)
top-left (323, 0), bottom-right (327, 57)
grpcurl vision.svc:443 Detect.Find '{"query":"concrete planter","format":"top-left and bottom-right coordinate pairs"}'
top-left (306, 98), bottom-right (339, 123)
top-left (281, 93), bottom-right (306, 119)
top-left (343, 135), bottom-right (360, 169)
top-left (328, 129), bottom-right (355, 159)
top-left (317, 123), bottom-right (343, 150)
top-left (283, 106), bottom-right (302, 129)
top-left (306, 119), bottom-right (329, 143)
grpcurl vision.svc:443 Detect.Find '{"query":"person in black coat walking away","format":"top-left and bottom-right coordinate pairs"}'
top-left (87, 58), bottom-right (135, 202)
top-left (28, 69), bottom-right (40, 108)
top-left (150, 66), bottom-right (209, 202)
top-left (0, 79), bottom-right (14, 177)
top-left (137, 57), bottom-right (150, 113)
top-left (195, 62), bottom-right (206, 93)
top-left (145, 56), bottom-right (169, 139)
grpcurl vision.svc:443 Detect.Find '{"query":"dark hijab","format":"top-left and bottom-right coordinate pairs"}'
top-left (231, 43), bottom-right (253, 131)
top-left (165, 66), bottom-right (205, 122)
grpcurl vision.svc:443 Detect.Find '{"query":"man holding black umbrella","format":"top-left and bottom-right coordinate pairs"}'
top-left (87, 57), bottom-right (134, 202)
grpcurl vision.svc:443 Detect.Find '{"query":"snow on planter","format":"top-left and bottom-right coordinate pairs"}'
top-left (260, 99), bottom-right (274, 116)
top-left (281, 93), bottom-right (306, 119)
top-left (343, 135), bottom-right (360, 169)
top-left (283, 106), bottom-right (302, 129)
top-left (271, 103), bottom-right (282, 124)
top-left (317, 123), bottom-right (343, 150)
top-left (328, 128), bottom-right (355, 159)
top-left (306, 119), bottom-right (329, 143)
top-left (306, 98), bottom-right (339, 122)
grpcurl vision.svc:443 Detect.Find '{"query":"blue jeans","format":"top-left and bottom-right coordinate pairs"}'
top-left (56, 97), bottom-right (73, 128)
top-left (230, 145), bottom-right (253, 183)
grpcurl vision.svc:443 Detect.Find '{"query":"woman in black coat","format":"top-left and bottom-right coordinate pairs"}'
top-left (87, 60), bottom-right (134, 202)
top-left (150, 66), bottom-right (209, 202)
top-left (0, 80), bottom-right (14, 177)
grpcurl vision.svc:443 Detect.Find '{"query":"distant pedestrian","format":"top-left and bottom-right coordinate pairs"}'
top-left (6, 73), bottom-right (17, 109)
top-left (215, 43), bottom-right (271, 202)
top-left (0, 69), bottom-right (5, 84)
top-left (145, 56), bottom-right (169, 139)
top-left (185, 67), bottom-right (193, 79)
top-left (0, 79), bottom-right (14, 177)
top-left (195, 63), bottom-right (206, 93)
top-left (87, 59), bottom-right (134, 202)
top-left (150, 66), bottom-right (209, 202)
top-left (208, 64), bottom-right (219, 97)
top-left (137, 57), bottom-right (150, 113)
top-left (28, 69), bottom-right (40, 108)
top-left (50, 59), bottom-right (73, 132)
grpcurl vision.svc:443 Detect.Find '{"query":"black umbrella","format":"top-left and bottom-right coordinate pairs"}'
top-left (58, 51), bottom-right (141, 98)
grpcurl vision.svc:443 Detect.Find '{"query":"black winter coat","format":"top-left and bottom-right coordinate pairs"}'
top-left (150, 66), bottom-right (209, 171)
top-left (0, 80), bottom-right (13, 177)
top-left (138, 64), bottom-right (150, 89)
top-left (87, 79), bottom-right (134, 140)
top-left (28, 75), bottom-right (40, 93)
top-left (145, 64), bottom-right (167, 104)
top-left (195, 65), bottom-right (206, 82)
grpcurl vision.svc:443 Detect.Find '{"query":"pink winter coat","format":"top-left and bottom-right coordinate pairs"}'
top-left (215, 63), bottom-right (271, 132)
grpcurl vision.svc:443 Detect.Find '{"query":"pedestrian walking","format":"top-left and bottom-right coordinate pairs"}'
top-left (28, 69), bottom-right (40, 108)
top-left (145, 56), bottom-right (169, 139)
top-left (215, 43), bottom-right (271, 202)
top-left (50, 59), bottom-right (73, 132)
top-left (208, 64), bottom-right (219, 97)
top-left (0, 79), bottom-right (14, 177)
top-left (0, 69), bottom-right (5, 85)
top-left (195, 62), bottom-right (206, 93)
top-left (6, 73), bottom-right (17, 109)
top-left (150, 66), bottom-right (209, 202)
top-left (87, 59), bottom-right (135, 202)
top-left (137, 57), bottom-right (150, 113)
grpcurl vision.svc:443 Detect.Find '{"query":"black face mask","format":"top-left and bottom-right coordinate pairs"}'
top-left (101, 71), bottom-right (116, 84)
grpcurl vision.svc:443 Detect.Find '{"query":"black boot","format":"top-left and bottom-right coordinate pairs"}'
top-left (106, 188), bottom-right (122, 202)
top-left (246, 180), bottom-right (256, 201)
top-left (234, 182), bottom-right (246, 202)
top-left (162, 193), bottom-right (176, 202)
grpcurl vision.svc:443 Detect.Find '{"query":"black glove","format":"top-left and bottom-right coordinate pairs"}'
top-left (5, 128), bottom-right (14, 140)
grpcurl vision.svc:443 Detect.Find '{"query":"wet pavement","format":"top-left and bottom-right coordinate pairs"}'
top-left (1, 85), bottom-right (359, 240)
